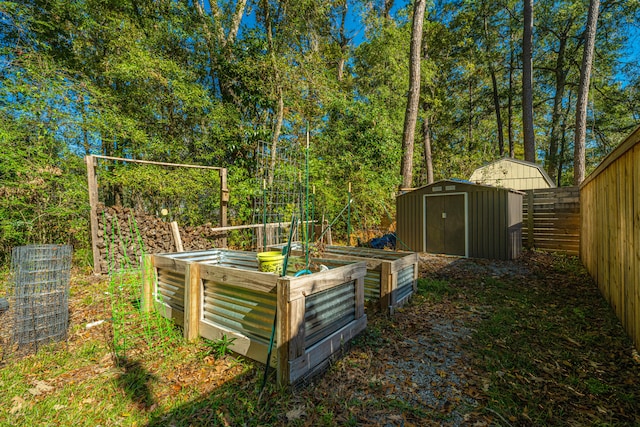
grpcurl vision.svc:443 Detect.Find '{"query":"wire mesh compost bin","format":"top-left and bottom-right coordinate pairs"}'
top-left (2, 245), bottom-right (72, 357)
top-left (142, 249), bottom-right (367, 385)
top-left (270, 244), bottom-right (419, 313)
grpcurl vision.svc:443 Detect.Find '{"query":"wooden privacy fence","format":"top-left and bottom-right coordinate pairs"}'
top-left (523, 187), bottom-right (581, 255)
top-left (142, 249), bottom-right (367, 385)
top-left (580, 126), bottom-right (640, 351)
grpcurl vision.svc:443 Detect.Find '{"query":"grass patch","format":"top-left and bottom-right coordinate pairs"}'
top-left (462, 252), bottom-right (640, 425)
top-left (416, 277), bottom-right (455, 301)
top-left (1, 251), bottom-right (638, 426)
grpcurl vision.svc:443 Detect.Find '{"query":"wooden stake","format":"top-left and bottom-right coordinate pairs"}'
top-left (170, 221), bottom-right (184, 252)
top-left (220, 168), bottom-right (229, 248)
top-left (85, 155), bottom-right (102, 274)
top-left (184, 262), bottom-right (201, 341)
top-left (141, 254), bottom-right (154, 313)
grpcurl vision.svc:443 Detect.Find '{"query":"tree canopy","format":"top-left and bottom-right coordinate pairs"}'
top-left (1, 0), bottom-right (639, 264)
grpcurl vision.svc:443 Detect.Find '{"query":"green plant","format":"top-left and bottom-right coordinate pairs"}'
top-left (585, 378), bottom-right (611, 395)
top-left (206, 335), bottom-right (237, 359)
top-left (416, 278), bottom-right (455, 300)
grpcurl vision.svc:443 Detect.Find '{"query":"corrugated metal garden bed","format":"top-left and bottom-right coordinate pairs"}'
top-left (270, 244), bottom-right (419, 313)
top-left (141, 249), bottom-right (367, 385)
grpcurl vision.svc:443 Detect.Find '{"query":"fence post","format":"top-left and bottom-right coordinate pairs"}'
top-left (276, 278), bottom-right (290, 385)
top-left (141, 254), bottom-right (154, 313)
top-left (220, 168), bottom-right (229, 248)
top-left (86, 155), bottom-right (102, 274)
top-left (184, 262), bottom-right (201, 341)
top-left (526, 190), bottom-right (534, 248)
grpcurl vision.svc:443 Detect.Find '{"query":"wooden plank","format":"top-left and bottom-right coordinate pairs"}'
top-left (530, 212), bottom-right (580, 219)
top-left (151, 256), bottom-right (189, 272)
top-left (312, 254), bottom-right (384, 270)
top-left (209, 220), bottom-right (313, 233)
top-left (288, 315), bottom-right (367, 384)
top-left (141, 254), bottom-right (155, 313)
top-left (85, 155), bottom-right (102, 274)
top-left (91, 154), bottom-right (223, 170)
top-left (220, 168), bottom-right (228, 248)
top-left (623, 152), bottom-right (635, 346)
top-left (634, 146), bottom-right (640, 348)
top-left (277, 280), bottom-right (289, 385)
top-left (531, 219), bottom-right (581, 227)
top-left (184, 263), bottom-right (201, 341)
top-left (155, 303), bottom-right (183, 326)
top-left (288, 263), bottom-right (367, 301)
top-left (355, 276), bottom-right (365, 319)
top-left (380, 261), bottom-right (392, 309)
top-left (325, 245), bottom-right (407, 259)
top-left (170, 221), bottom-right (184, 252)
top-left (581, 125), bottom-right (640, 188)
top-left (287, 296), bottom-right (306, 360)
top-left (199, 264), bottom-right (279, 294)
top-left (388, 253), bottom-right (420, 273)
top-left (198, 321), bottom-right (273, 366)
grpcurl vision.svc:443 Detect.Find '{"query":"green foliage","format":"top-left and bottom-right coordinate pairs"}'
top-left (205, 335), bottom-right (238, 360)
top-left (1, 0), bottom-right (639, 269)
top-left (416, 278), bottom-right (456, 301)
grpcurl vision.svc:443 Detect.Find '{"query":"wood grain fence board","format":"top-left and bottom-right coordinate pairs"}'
top-left (580, 126), bottom-right (640, 351)
top-left (522, 187), bottom-right (580, 254)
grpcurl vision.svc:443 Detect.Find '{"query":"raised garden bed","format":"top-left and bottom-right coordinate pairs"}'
top-left (270, 244), bottom-right (419, 313)
top-left (141, 249), bottom-right (367, 385)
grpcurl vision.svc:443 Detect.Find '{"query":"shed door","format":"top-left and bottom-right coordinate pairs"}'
top-left (424, 193), bottom-right (467, 256)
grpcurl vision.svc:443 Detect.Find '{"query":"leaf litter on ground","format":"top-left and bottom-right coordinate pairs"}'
top-left (1, 250), bottom-right (639, 426)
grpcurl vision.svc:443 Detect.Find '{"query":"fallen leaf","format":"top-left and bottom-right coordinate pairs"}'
top-left (10, 396), bottom-right (25, 414)
top-left (286, 406), bottom-right (306, 421)
top-left (28, 380), bottom-right (54, 396)
top-left (53, 404), bottom-right (66, 411)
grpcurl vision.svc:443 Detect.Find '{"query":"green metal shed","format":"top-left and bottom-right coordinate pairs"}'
top-left (396, 180), bottom-right (523, 260)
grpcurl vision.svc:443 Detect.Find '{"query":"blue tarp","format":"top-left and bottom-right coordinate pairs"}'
top-left (369, 233), bottom-right (396, 250)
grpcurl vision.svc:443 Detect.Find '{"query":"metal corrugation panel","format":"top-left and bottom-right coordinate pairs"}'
top-left (202, 279), bottom-right (276, 345)
top-left (304, 281), bottom-right (355, 348)
top-left (364, 270), bottom-right (381, 301)
top-left (396, 265), bottom-right (415, 302)
top-left (156, 268), bottom-right (185, 311)
top-left (325, 246), bottom-right (407, 260)
top-left (218, 251), bottom-right (259, 270)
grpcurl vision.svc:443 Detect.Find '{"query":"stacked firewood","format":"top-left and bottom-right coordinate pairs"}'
top-left (95, 204), bottom-right (224, 272)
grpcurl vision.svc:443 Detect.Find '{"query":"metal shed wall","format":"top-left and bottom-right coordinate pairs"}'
top-left (396, 180), bottom-right (523, 260)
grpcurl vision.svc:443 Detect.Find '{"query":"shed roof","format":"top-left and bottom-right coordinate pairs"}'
top-left (397, 179), bottom-right (524, 199)
top-left (469, 158), bottom-right (555, 189)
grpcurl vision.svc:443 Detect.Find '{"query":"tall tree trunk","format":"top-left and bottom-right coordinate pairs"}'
top-left (422, 111), bottom-right (434, 184)
top-left (400, 0), bottom-right (426, 189)
top-left (195, 0), bottom-right (247, 102)
top-left (557, 90), bottom-right (573, 186)
top-left (489, 66), bottom-right (504, 156)
top-left (262, 0), bottom-right (284, 187)
top-left (268, 88), bottom-right (284, 186)
top-left (337, 0), bottom-right (348, 82)
top-left (484, 15), bottom-right (504, 156)
top-left (383, 0), bottom-right (395, 20)
top-left (574, 0), bottom-right (600, 185)
top-left (522, 0), bottom-right (535, 162)
top-left (468, 79), bottom-right (474, 150)
top-left (547, 34), bottom-right (568, 182)
top-left (508, 27), bottom-right (515, 158)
